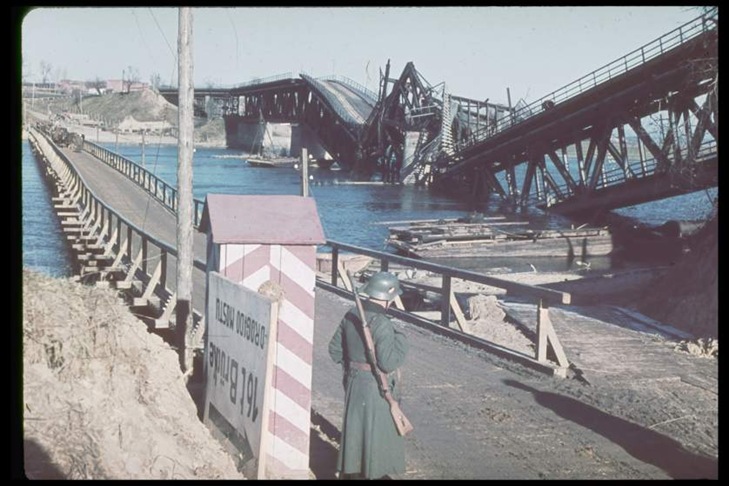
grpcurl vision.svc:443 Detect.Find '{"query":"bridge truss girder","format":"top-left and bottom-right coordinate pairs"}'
top-left (359, 62), bottom-right (443, 181)
top-left (433, 29), bottom-right (718, 215)
top-left (226, 81), bottom-right (308, 124)
top-left (360, 62), bottom-right (510, 184)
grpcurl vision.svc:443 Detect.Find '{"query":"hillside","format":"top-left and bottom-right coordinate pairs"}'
top-left (35, 89), bottom-right (226, 146)
top-left (21, 269), bottom-right (244, 479)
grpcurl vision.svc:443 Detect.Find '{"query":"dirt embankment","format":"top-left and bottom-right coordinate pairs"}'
top-left (29, 89), bottom-right (227, 147)
top-left (21, 269), bottom-right (244, 479)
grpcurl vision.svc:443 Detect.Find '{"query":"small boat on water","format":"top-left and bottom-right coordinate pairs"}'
top-left (246, 155), bottom-right (299, 168)
top-left (212, 154), bottom-right (248, 159)
top-left (385, 215), bottom-right (614, 259)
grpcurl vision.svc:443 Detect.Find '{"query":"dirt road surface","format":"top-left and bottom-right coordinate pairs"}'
top-left (311, 289), bottom-right (717, 480)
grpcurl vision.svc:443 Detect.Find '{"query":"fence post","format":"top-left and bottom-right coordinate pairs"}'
top-left (441, 275), bottom-right (452, 327)
top-left (331, 247), bottom-right (339, 287)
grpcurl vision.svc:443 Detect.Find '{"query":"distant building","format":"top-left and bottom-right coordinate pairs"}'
top-left (106, 79), bottom-right (124, 93)
top-left (105, 79), bottom-right (150, 93)
top-left (58, 79), bottom-right (86, 94)
top-left (117, 115), bottom-right (172, 134)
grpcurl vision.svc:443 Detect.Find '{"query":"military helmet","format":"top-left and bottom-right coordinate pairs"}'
top-left (359, 271), bottom-right (403, 302)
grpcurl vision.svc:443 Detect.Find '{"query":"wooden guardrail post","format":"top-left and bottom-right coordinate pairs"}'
top-left (449, 290), bottom-right (470, 333)
top-left (440, 275), bottom-right (452, 327)
top-left (110, 236), bottom-right (128, 270)
top-left (117, 248), bottom-right (143, 290)
top-left (380, 258), bottom-right (389, 272)
top-left (337, 257), bottom-right (352, 292)
top-left (133, 260), bottom-right (162, 308)
top-left (330, 247), bottom-right (339, 287)
top-left (154, 292), bottom-right (176, 329)
top-left (536, 299), bottom-right (569, 376)
top-left (141, 237), bottom-right (148, 274)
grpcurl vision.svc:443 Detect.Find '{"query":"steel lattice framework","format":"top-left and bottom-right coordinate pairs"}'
top-left (430, 9), bottom-right (718, 215)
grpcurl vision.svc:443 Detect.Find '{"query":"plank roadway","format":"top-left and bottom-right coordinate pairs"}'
top-left (57, 145), bottom-right (209, 314)
top-left (57, 147), bottom-right (718, 479)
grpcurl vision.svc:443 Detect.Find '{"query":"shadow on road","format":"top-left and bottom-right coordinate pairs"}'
top-left (309, 409), bottom-right (340, 479)
top-left (503, 379), bottom-right (717, 479)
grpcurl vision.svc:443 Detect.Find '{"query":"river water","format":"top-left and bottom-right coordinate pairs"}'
top-left (21, 140), bottom-right (717, 279)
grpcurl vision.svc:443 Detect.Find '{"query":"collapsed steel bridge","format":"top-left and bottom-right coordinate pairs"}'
top-left (158, 7), bottom-right (717, 213)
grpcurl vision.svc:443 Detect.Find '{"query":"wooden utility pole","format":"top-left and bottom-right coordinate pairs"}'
top-left (506, 87), bottom-right (513, 127)
top-left (301, 147), bottom-right (309, 197)
top-left (177, 7), bottom-right (195, 373)
top-left (141, 130), bottom-right (146, 168)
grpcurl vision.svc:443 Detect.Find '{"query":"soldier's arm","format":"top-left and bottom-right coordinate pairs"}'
top-left (328, 321), bottom-right (345, 365)
top-left (372, 317), bottom-right (408, 373)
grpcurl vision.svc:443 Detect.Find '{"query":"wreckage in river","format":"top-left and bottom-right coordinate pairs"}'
top-left (384, 215), bottom-right (614, 259)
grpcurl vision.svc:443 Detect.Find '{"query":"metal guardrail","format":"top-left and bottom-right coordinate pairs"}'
top-left (83, 140), bottom-right (207, 227)
top-left (231, 72), bottom-right (296, 89)
top-left (315, 74), bottom-right (379, 104)
top-left (459, 8), bottom-right (718, 152)
top-left (300, 74), bottom-right (363, 128)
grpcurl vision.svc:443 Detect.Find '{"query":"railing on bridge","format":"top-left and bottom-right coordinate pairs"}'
top-left (83, 140), bottom-right (207, 227)
top-left (231, 72), bottom-right (296, 89)
top-left (318, 240), bottom-right (572, 376)
top-left (314, 74), bottom-right (379, 104)
top-left (458, 8), bottom-right (718, 153)
top-left (526, 139), bottom-right (718, 208)
top-left (300, 74), bottom-right (365, 128)
top-left (29, 127), bottom-right (208, 334)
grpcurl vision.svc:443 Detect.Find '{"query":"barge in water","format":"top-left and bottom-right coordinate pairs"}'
top-left (385, 216), bottom-right (614, 259)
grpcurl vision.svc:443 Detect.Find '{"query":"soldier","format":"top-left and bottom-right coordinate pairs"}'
top-left (328, 271), bottom-right (409, 480)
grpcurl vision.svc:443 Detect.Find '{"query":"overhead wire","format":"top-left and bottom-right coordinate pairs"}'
top-left (148, 8), bottom-right (178, 86)
top-left (114, 8), bottom-right (180, 232)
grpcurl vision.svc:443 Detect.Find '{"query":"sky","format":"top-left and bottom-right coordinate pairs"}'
top-left (20, 6), bottom-right (707, 105)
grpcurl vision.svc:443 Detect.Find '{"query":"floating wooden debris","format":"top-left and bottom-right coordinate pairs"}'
top-left (385, 215), bottom-right (614, 258)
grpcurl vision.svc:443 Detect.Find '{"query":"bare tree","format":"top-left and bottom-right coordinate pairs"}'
top-left (128, 65), bottom-right (140, 89)
top-left (88, 77), bottom-right (106, 95)
top-left (39, 60), bottom-right (52, 85)
top-left (150, 72), bottom-right (162, 91)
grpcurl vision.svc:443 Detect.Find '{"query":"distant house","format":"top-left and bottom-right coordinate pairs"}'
top-left (58, 79), bottom-right (86, 94)
top-left (105, 79), bottom-right (150, 94)
top-left (117, 115), bottom-right (172, 134)
top-left (106, 79), bottom-right (124, 93)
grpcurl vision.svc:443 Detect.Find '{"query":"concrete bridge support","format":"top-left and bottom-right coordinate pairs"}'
top-left (290, 123), bottom-right (329, 160)
top-left (223, 118), bottom-right (266, 153)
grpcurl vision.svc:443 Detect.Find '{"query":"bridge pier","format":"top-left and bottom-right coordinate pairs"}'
top-left (290, 123), bottom-right (329, 161)
top-left (223, 117), bottom-right (266, 153)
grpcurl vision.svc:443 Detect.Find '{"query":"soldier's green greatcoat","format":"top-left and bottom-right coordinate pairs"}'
top-left (328, 300), bottom-right (409, 479)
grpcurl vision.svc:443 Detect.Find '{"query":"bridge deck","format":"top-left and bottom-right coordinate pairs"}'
top-left (314, 80), bottom-right (374, 125)
top-left (55, 147), bottom-right (717, 479)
